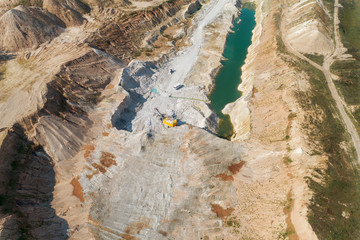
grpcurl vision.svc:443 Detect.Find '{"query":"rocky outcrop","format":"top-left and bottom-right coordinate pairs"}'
top-left (184, 0), bottom-right (201, 19)
top-left (0, 0), bottom-right (244, 238)
top-left (26, 50), bottom-right (123, 163)
top-left (83, 0), bottom-right (131, 8)
top-left (0, 49), bottom-right (124, 239)
top-left (1, 0), bottom-right (332, 238)
top-left (0, 124), bottom-right (69, 239)
top-left (61, 0), bottom-right (91, 14)
top-left (0, 6), bottom-right (65, 51)
top-left (86, 0), bottom-right (194, 61)
top-left (43, 0), bottom-right (88, 27)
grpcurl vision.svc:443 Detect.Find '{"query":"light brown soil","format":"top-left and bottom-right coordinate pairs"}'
top-left (70, 177), bottom-right (85, 202)
top-left (89, 216), bottom-right (126, 238)
top-left (106, 83), bottom-right (115, 89)
top-left (222, 0), bottom-right (331, 238)
top-left (83, 145), bottom-right (95, 158)
top-left (86, 170), bottom-right (99, 179)
top-left (124, 220), bottom-right (150, 235)
top-left (284, 191), bottom-right (300, 240)
top-left (211, 204), bottom-right (234, 219)
top-left (99, 151), bottom-right (117, 167)
top-left (215, 174), bottom-right (234, 181)
top-left (91, 163), bottom-right (106, 173)
top-left (228, 161), bottom-right (245, 174)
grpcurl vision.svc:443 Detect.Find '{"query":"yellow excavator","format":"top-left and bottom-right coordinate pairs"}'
top-left (154, 108), bottom-right (177, 127)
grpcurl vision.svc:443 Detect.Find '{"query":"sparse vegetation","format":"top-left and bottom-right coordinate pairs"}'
top-left (304, 53), bottom-right (325, 66)
top-left (162, 33), bottom-right (175, 41)
top-left (284, 196), bottom-right (293, 212)
top-left (275, 224), bottom-right (294, 240)
top-left (331, 0), bottom-right (360, 125)
top-left (288, 112), bottom-right (297, 119)
top-left (283, 157), bottom-right (293, 165)
top-left (322, 0), bottom-right (335, 15)
top-left (301, 2), bottom-right (360, 237)
top-left (284, 112), bottom-right (296, 141)
top-left (291, 57), bottom-right (360, 240)
top-left (0, 53), bottom-right (13, 81)
top-left (338, 0), bottom-right (360, 51)
top-left (278, 228), bottom-right (294, 240)
top-left (135, 51), bottom-right (141, 57)
top-left (136, 47), bottom-right (154, 57)
top-left (225, 217), bottom-right (241, 233)
top-left (242, 2), bottom-right (256, 11)
top-left (273, 7), bottom-right (360, 238)
top-left (332, 59), bottom-right (360, 105)
top-left (143, 47), bottom-right (153, 52)
top-left (273, 10), bottom-right (287, 55)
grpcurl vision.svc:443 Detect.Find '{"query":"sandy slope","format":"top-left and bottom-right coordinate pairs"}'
top-left (0, 0), bottom-right (348, 238)
top-left (220, 0), bottom-right (340, 238)
top-left (282, 0), bottom-right (360, 162)
top-left (46, 0), bottom-right (242, 238)
top-left (0, 26), bottom-right (92, 130)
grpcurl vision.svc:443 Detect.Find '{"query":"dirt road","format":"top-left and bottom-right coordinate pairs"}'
top-left (281, 0), bottom-right (360, 161)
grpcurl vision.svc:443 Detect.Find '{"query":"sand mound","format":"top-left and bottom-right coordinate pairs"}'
top-left (285, 0), bottom-right (334, 55)
top-left (43, 0), bottom-right (87, 27)
top-left (287, 19), bottom-right (334, 55)
top-left (0, 6), bottom-right (64, 51)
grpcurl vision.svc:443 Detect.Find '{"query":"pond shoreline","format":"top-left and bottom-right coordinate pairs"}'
top-left (209, 8), bottom-right (256, 139)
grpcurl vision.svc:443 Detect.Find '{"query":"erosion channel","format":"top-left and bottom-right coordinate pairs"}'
top-left (210, 7), bottom-right (255, 139)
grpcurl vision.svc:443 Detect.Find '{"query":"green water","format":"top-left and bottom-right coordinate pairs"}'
top-left (209, 8), bottom-right (256, 139)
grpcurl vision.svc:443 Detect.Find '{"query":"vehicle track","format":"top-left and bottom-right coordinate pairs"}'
top-left (281, 0), bottom-right (360, 162)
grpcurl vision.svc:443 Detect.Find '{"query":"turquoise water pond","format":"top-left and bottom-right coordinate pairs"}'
top-left (209, 8), bottom-right (256, 139)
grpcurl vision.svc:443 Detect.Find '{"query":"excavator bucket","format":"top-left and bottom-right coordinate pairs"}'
top-left (163, 118), bottom-right (177, 127)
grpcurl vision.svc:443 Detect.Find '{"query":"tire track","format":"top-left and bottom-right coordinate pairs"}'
top-left (280, 0), bottom-right (360, 162)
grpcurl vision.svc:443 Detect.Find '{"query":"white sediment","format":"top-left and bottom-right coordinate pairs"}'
top-left (222, 1), bottom-right (264, 141)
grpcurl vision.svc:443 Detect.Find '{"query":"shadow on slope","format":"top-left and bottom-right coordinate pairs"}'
top-left (111, 61), bottom-right (157, 131)
top-left (0, 51), bottom-right (15, 81)
top-left (0, 124), bottom-right (69, 239)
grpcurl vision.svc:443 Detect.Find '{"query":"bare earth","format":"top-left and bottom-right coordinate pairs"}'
top-left (0, 0), bottom-right (356, 239)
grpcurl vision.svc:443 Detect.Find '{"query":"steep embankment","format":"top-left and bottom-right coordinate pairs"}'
top-left (85, 0), bottom-right (194, 61)
top-left (0, 0), bottom-right (243, 239)
top-left (0, 0), bottom-right (201, 238)
top-left (42, 0), bottom-right (88, 27)
top-left (0, 49), bottom-right (124, 239)
top-left (222, 0), bottom-right (360, 238)
top-left (222, 0), bottom-right (320, 238)
top-left (2, 0), bottom-right (359, 238)
top-left (0, 6), bottom-right (65, 51)
top-left (282, 0), bottom-right (360, 238)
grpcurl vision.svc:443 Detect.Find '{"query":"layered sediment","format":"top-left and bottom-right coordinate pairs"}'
top-left (0, 0), bottom-right (243, 238)
top-left (0, 0), bottom-right (352, 238)
top-left (0, 6), bottom-right (65, 51)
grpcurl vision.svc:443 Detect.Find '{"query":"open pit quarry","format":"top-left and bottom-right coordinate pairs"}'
top-left (1, 0), bottom-right (360, 239)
